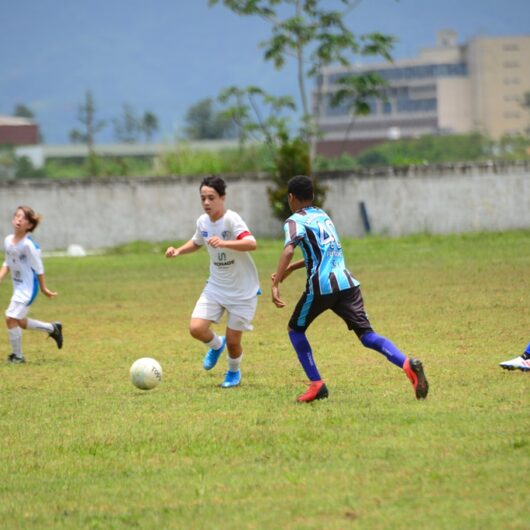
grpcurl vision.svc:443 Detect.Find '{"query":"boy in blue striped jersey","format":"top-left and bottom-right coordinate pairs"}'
top-left (271, 175), bottom-right (428, 402)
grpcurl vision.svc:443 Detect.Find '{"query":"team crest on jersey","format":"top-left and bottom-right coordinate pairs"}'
top-left (201, 231), bottom-right (208, 238)
top-left (222, 230), bottom-right (231, 240)
top-left (19, 253), bottom-right (27, 262)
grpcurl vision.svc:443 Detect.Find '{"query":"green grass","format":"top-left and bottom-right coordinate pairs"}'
top-left (0, 232), bottom-right (529, 529)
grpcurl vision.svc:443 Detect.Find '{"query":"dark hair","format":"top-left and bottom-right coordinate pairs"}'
top-left (16, 205), bottom-right (41, 232)
top-left (200, 175), bottom-right (226, 196)
top-left (287, 175), bottom-right (313, 201)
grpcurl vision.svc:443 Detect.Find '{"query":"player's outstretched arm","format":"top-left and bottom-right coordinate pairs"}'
top-left (271, 244), bottom-right (295, 308)
top-left (165, 240), bottom-right (200, 258)
top-left (0, 263), bottom-right (8, 283)
top-left (38, 274), bottom-right (57, 298)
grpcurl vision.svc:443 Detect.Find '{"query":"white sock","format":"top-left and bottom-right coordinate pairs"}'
top-left (8, 327), bottom-right (23, 357)
top-left (228, 353), bottom-right (243, 373)
top-left (205, 333), bottom-right (222, 351)
top-left (26, 319), bottom-right (53, 333)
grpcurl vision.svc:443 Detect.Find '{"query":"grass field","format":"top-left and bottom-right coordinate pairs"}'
top-left (0, 231), bottom-right (529, 529)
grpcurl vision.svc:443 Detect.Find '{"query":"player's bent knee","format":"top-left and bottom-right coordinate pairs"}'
top-left (189, 323), bottom-right (208, 340)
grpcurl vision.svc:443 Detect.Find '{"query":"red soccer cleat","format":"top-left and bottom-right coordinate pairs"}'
top-left (403, 358), bottom-right (429, 400)
top-left (296, 380), bottom-right (329, 403)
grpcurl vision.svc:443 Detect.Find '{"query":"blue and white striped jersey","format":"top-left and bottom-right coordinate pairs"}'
top-left (283, 207), bottom-right (360, 295)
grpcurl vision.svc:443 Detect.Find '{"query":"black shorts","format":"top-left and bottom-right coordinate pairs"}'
top-left (289, 286), bottom-right (373, 338)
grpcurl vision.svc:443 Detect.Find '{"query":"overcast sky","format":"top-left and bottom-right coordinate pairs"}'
top-left (1, 0), bottom-right (529, 144)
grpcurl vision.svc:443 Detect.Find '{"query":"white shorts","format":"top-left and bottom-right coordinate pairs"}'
top-left (5, 300), bottom-right (30, 320)
top-left (191, 294), bottom-right (258, 332)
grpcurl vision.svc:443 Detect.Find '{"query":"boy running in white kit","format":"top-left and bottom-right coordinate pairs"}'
top-left (0, 206), bottom-right (63, 363)
top-left (165, 176), bottom-right (260, 388)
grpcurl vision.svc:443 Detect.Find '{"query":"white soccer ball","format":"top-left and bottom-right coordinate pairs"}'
top-left (130, 357), bottom-right (163, 390)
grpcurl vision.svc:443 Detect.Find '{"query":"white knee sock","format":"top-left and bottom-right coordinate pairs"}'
top-left (205, 333), bottom-right (222, 350)
top-left (8, 327), bottom-right (23, 357)
top-left (26, 319), bottom-right (53, 333)
top-left (228, 353), bottom-right (243, 372)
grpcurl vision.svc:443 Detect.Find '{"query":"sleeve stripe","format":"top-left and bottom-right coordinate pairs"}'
top-left (236, 231), bottom-right (252, 240)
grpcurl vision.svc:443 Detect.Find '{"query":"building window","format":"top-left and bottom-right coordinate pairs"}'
top-left (383, 101), bottom-right (392, 114)
top-left (503, 43), bottom-right (519, 51)
top-left (504, 111), bottom-right (521, 119)
top-left (503, 78), bottom-right (521, 85)
top-left (396, 98), bottom-right (437, 112)
top-left (503, 61), bottom-right (520, 68)
top-left (327, 63), bottom-right (467, 85)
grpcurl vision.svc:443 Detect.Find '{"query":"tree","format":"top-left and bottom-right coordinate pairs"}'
top-left (209, 0), bottom-right (394, 220)
top-left (141, 111), bottom-right (159, 142)
top-left (329, 70), bottom-right (388, 148)
top-left (69, 90), bottom-right (106, 175)
top-left (13, 104), bottom-right (34, 119)
top-left (209, 0), bottom-right (394, 156)
top-left (218, 85), bottom-right (295, 152)
top-left (184, 98), bottom-right (235, 140)
top-left (113, 103), bottom-right (141, 143)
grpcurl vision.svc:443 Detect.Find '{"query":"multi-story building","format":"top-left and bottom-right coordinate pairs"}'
top-left (315, 31), bottom-right (530, 157)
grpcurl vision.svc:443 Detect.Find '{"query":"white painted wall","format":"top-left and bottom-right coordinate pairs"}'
top-left (1, 164), bottom-right (529, 251)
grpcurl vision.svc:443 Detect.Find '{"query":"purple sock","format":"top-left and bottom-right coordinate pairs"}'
top-left (288, 330), bottom-right (321, 381)
top-left (361, 332), bottom-right (407, 368)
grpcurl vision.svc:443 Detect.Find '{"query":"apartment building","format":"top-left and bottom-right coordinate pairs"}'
top-left (315, 31), bottom-right (530, 157)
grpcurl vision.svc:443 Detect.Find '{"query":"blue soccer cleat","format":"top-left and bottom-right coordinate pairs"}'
top-left (203, 336), bottom-right (226, 370)
top-left (220, 370), bottom-right (241, 388)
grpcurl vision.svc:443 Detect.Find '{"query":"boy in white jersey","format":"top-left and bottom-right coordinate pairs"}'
top-left (0, 206), bottom-right (63, 363)
top-left (165, 176), bottom-right (260, 388)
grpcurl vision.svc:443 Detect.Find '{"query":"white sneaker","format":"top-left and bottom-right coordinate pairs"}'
top-left (499, 356), bottom-right (530, 372)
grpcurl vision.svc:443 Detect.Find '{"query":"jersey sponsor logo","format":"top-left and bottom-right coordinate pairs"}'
top-left (214, 251), bottom-right (235, 267)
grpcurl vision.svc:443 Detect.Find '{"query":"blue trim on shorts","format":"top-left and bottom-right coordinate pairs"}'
top-left (297, 292), bottom-right (314, 328)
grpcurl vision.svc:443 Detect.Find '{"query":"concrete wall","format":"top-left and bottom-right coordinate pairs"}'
top-left (1, 163), bottom-right (529, 251)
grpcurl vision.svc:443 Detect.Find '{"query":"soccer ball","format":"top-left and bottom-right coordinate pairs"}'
top-left (130, 357), bottom-right (163, 390)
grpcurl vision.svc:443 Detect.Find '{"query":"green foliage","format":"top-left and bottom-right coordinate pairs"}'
top-left (209, 0), bottom-right (395, 221)
top-left (15, 156), bottom-right (45, 178)
top-left (43, 156), bottom-right (156, 179)
top-left (356, 133), bottom-right (492, 167)
top-left (113, 103), bottom-right (141, 143)
top-left (0, 231), bottom-right (528, 529)
top-left (13, 103), bottom-right (35, 119)
top-left (141, 111), bottom-right (159, 142)
top-left (495, 133), bottom-right (530, 159)
top-left (157, 144), bottom-right (273, 176)
top-left (313, 152), bottom-right (357, 171)
top-left (218, 85), bottom-right (296, 149)
top-left (330, 71), bottom-right (388, 117)
top-left (69, 90), bottom-right (106, 149)
top-left (267, 133), bottom-right (326, 221)
top-left (184, 98), bottom-right (236, 140)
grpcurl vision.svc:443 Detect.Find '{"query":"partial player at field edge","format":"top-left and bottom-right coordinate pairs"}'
top-left (499, 342), bottom-right (530, 371)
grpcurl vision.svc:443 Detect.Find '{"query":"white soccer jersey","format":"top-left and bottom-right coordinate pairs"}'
top-left (192, 209), bottom-right (260, 303)
top-left (3, 234), bottom-right (44, 305)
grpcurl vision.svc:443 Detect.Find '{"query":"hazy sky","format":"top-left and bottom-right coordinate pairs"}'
top-left (1, 0), bottom-right (529, 144)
